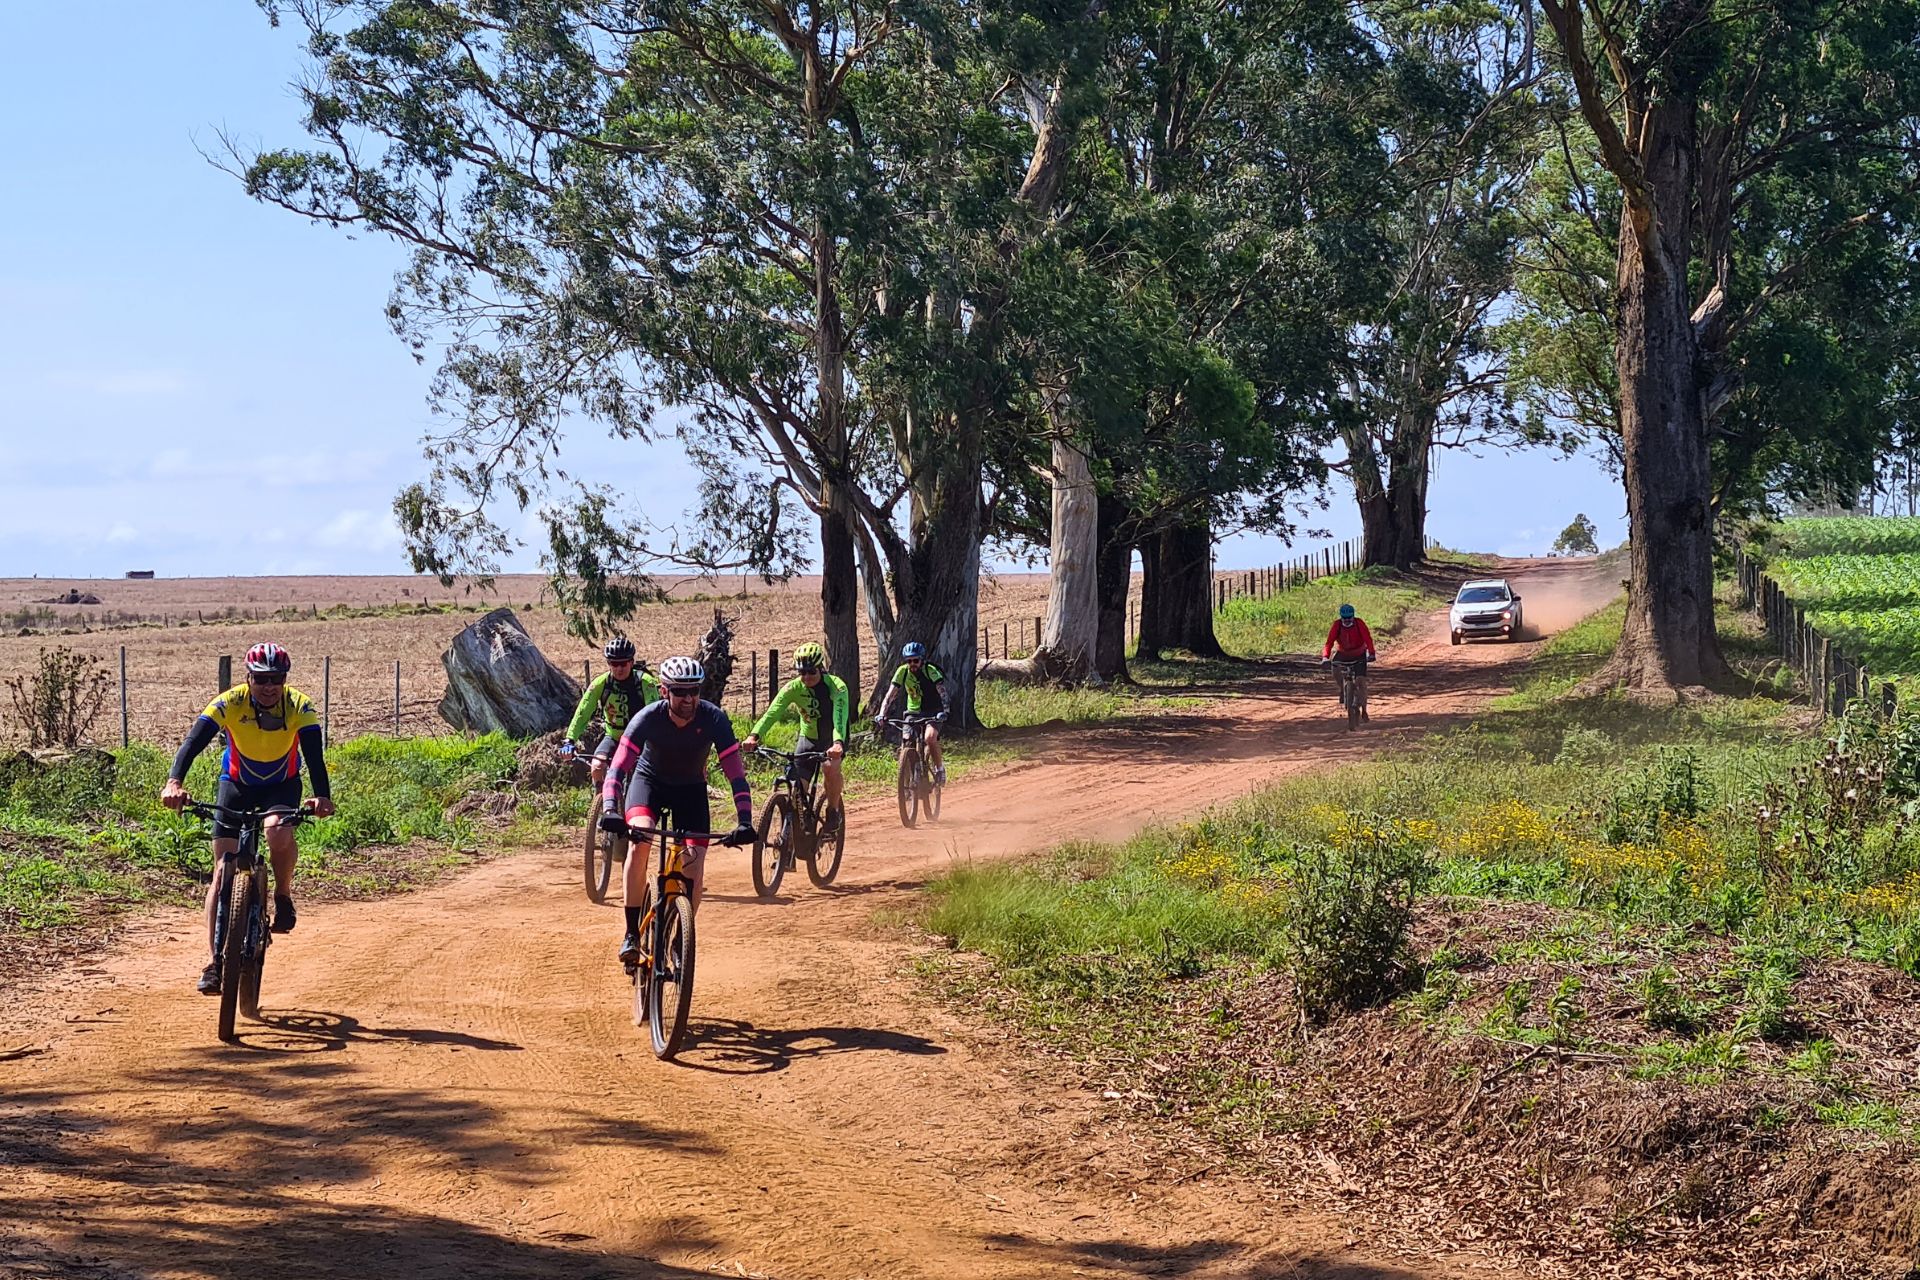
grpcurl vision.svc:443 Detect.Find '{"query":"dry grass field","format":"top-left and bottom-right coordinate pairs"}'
top-left (0, 572), bottom-right (1056, 744)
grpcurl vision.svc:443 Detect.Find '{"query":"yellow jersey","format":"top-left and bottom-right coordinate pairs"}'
top-left (199, 685), bottom-right (321, 787)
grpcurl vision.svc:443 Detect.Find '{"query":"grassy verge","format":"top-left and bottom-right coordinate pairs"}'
top-left (1212, 567), bottom-right (1436, 658)
top-left (920, 608), bottom-right (1920, 1270)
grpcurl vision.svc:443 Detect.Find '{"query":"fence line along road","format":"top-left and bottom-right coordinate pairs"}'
top-left (1734, 547), bottom-right (1897, 720)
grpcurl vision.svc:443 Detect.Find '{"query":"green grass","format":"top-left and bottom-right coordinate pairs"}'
top-left (1211, 567), bottom-right (1434, 658)
top-left (974, 680), bottom-right (1205, 728)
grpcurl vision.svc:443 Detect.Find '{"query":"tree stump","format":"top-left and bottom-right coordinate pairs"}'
top-left (437, 608), bottom-right (581, 737)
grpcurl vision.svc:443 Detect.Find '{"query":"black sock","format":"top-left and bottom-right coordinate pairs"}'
top-left (624, 906), bottom-right (641, 934)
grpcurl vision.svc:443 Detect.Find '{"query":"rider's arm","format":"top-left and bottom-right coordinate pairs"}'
top-left (168, 714), bottom-right (220, 783)
top-left (875, 685), bottom-right (897, 722)
top-left (749, 679), bottom-right (798, 740)
top-left (600, 714), bottom-right (644, 811)
top-left (1322, 621), bottom-right (1339, 659)
top-left (567, 673), bottom-right (608, 743)
top-left (1358, 620), bottom-right (1377, 659)
top-left (300, 724), bottom-right (332, 800)
top-left (831, 680), bottom-right (851, 745)
top-left (708, 713), bottom-right (754, 824)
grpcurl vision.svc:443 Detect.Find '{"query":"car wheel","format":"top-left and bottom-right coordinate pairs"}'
top-left (1451, 630), bottom-right (1461, 646)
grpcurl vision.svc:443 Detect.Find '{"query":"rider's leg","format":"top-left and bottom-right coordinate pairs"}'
top-left (925, 723), bottom-right (943, 775)
top-left (264, 816), bottom-right (298, 899)
top-left (824, 756), bottom-right (844, 821)
top-left (1355, 667), bottom-right (1368, 708)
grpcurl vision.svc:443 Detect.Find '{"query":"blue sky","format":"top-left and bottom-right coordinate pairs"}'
top-left (0, 3), bottom-right (1626, 580)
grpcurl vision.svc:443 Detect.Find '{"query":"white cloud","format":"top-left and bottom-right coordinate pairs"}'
top-left (151, 447), bottom-right (396, 488)
top-left (313, 508), bottom-right (400, 554)
top-left (48, 369), bottom-right (192, 398)
top-left (105, 523), bottom-right (139, 544)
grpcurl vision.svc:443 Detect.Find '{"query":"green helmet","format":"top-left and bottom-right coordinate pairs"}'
top-left (793, 641), bottom-right (827, 671)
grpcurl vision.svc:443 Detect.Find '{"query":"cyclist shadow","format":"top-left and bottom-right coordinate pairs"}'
top-left (672, 1018), bottom-right (946, 1076)
top-left (229, 1009), bottom-right (522, 1056)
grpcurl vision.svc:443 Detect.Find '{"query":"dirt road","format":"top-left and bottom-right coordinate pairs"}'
top-left (0, 560), bottom-right (1616, 1280)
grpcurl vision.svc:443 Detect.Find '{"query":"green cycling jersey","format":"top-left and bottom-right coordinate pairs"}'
top-left (567, 670), bottom-right (660, 743)
top-left (751, 674), bottom-right (851, 746)
top-left (889, 661), bottom-right (946, 712)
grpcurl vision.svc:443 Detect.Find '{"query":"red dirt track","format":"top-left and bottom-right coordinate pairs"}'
top-left (0, 560), bottom-right (1616, 1280)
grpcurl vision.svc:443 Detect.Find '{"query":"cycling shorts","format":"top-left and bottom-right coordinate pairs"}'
top-left (790, 736), bottom-right (827, 784)
top-left (591, 733), bottom-right (619, 762)
top-left (622, 774), bottom-right (712, 845)
top-left (213, 776), bottom-right (303, 841)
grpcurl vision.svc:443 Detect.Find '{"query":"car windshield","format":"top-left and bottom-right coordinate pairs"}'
top-left (1457, 586), bottom-right (1509, 604)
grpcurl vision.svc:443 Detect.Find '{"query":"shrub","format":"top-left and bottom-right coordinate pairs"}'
top-left (5, 647), bottom-right (112, 749)
top-left (1274, 824), bottom-right (1426, 1023)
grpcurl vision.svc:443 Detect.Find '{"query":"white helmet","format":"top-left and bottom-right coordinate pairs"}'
top-left (658, 655), bottom-right (705, 690)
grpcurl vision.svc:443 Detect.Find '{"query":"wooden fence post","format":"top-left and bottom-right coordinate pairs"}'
top-left (394, 660), bottom-right (402, 735)
top-left (1033, 616), bottom-right (1041, 654)
top-left (217, 655), bottom-right (231, 694)
top-left (750, 650), bottom-right (759, 718)
top-left (119, 646), bottom-right (128, 748)
top-left (768, 649), bottom-right (779, 705)
top-left (322, 656), bottom-right (331, 745)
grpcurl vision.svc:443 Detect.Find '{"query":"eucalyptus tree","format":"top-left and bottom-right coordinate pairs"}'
top-left (1338, 0), bottom-right (1560, 570)
top-left (239, 0), bottom-right (1110, 724)
top-left (1533, 0), bottom-right (1920, 691)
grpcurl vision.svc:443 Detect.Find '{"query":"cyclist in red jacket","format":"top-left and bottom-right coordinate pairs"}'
top-left (1321, 604), bottom-right (1376, 719)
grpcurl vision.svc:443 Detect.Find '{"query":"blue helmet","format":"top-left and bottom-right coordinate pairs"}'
top-left (1338, 603), bottom-right (1356, 620)
top-left (902, 641), bottom-right (927, 659)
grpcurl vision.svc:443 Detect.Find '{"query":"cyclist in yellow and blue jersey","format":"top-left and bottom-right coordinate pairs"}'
top-left (742, 641), bottom-right (851, 833)
top-left (161, 642), bottom-right (334, 995)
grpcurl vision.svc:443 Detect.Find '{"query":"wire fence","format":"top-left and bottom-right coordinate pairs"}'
top-left (1734, 547), bottom-right (1898, 719)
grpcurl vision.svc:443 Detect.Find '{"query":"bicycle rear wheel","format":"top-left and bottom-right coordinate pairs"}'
top-left (217, 862), bottom-right (249, 1043)
top-left (896, 752), bottom-right (920, 828)
top-left (752, 793), bottom-right (793, 898)
top-left (648, 892), bottom-right (697, 1059)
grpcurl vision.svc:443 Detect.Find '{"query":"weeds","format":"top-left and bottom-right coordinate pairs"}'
top-left (5, 646), bottom-right (113, 749)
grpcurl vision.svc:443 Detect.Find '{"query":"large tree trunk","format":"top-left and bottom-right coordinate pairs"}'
top-left (1349, 410), bottom-right (1432, 571)
top-left (1603, 95), bottom-right (1729, 694)
top-left (981, 435), bottom-right (1100, 685)
top-left (818, 497), bottom-right (862, 712)
top-left (1136, 517), bottom-right (1223, 658)
top-left (1093, 490), bottom-right (1132, 683)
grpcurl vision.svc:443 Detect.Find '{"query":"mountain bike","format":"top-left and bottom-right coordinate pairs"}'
top-left (883, 713), bottom-right (945, 828)
top-left (184, 800), bottom-right (312, 1043)
top-left (608, 821), bottom-right (748, 1059)
top-left (750, 747), bottom-right (843, 896)
top-left (1327, 656), bottom-right (1371, 731)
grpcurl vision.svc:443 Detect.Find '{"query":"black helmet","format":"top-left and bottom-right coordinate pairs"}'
top-left (603, 635), bottom-right (637, 662)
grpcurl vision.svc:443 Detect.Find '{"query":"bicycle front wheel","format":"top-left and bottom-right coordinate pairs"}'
top-left (807, 806), bottom-right (844, 886)
top-left (217, 863), bottom-right (249, 1043)
top-left (648, 893), bottom-right (697, 1059)
top-left (583, 815), bottom-right (619, 903)
top-left (752, 794), bottom-right (793, 898)
top-left (896, 752), bottom-right (920, 829)
top-left (236, 870), bottom-right (267, 1021)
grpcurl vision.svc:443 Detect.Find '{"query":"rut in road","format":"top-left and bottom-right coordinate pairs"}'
top-left (0, 559), bottom-right (1616, 1280)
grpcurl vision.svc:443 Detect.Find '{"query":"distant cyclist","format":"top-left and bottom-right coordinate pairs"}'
top-left (160, 642), bottom-right (335, 995)
top-left (742, 641), bottom-right (851, 833)
top-left (874, 641), bottom-right (948, 785)
top-left (598, 656), bottom-right (755, 969)
top-left (566, 635), bottom-right (660, 787)
top-left (1321, 603), bottom-right (1376, 720)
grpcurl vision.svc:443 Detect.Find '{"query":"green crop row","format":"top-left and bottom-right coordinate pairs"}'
top-left (1774, 517), bottom-right (1920, 559)
top-left (1803, 606), bottom-right (1920, 675)
top-left (1770, 552), bottom-right (1920, 611)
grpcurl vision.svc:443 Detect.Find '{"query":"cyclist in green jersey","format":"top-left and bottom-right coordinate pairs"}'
top-left (873, 641), bottom-right (948, 785)
top-left (566, 635), bottom-right (660, 787)
top-left (742, 641), bottom-right (851, 832)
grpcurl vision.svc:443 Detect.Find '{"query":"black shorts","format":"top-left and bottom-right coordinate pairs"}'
top-left (591, 733), bottom-right (619, 762)
top-left (622, 774), bottom-right (712, 840)
top-left (213, 776), bottom-right (303, 840)
top-left (791, 736), bottom-right (825, 784)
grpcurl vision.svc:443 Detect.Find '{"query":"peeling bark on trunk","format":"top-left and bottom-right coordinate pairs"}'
top-left (982, 436), bottom-right (1100, 686)
top-left (1601, 95), bottom-right (1729, 694)
top-left (1136, 518), bottom-right (1222, 658)
top-left (818, 496), bottom-right (862, 713)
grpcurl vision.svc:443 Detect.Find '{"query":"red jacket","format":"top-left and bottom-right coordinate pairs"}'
top-left (1324, 618), bottom-right (1375, 660)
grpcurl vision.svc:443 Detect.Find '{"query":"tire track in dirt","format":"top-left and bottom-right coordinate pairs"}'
top-left (0, 559), bottom-right (1616, 1280)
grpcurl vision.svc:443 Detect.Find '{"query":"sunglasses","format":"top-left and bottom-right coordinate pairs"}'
top-left (665, 687), bottom-right (701, 700)
top-left (249, 673), bottom-right (287, 685)
top-left (795, 665), bottom-right (822, 675)
top-left (608, 659), bottom-right (633, 668)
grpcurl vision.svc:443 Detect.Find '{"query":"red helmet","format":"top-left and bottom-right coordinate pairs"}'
top-left (245, 642), bottom-right (291, 675)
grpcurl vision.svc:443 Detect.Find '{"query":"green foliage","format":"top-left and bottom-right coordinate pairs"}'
top-left (1275, 826), bottom-right (1427, 1023)
top-left (1213, 568), bottom-right (1429, 658)
top-left (1552, 514), bottom-right (1600, 556)
top-left (1775, 517), bottom-right (1920, 559)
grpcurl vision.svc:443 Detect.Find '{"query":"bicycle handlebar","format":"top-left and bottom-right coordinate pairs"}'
top-left (604, 819), bottom-right (752, 847)
top-left (753, 746), bottom-right (828, 762)
top-left (180, 800), bottom-right (314, 826)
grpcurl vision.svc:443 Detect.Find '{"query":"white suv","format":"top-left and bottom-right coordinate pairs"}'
top-left (1450, 579), bottom-right (1523, 644)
